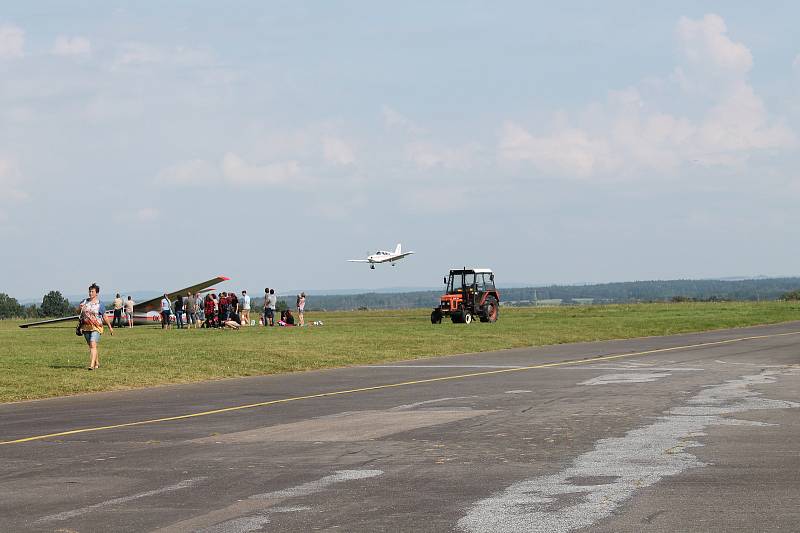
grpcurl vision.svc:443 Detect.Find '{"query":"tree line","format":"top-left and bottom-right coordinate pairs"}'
top-left (0, 291), bottom-right (73, 319)
top-left (275, 277), bottom-right (800, 311)
top-left (4, 278), bottom-right (800, 318)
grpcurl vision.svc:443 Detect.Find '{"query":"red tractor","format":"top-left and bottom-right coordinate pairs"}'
top-left (431, 268), bottom-right (500, 324)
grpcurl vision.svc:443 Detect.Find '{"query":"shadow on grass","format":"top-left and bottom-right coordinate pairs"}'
top-left (48, 364), bottom-right (87, 369)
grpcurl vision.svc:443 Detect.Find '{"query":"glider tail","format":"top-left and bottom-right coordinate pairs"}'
top-left (395, 243), bottom-right (402, 255)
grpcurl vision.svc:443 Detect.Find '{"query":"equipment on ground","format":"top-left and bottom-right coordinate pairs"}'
top-left (431, 268), bottom-right (500, 324)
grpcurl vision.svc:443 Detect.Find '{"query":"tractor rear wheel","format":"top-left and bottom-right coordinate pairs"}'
top-left (480, 297), bottom-right (499, 323)
top-left (463, 312), bottom-right (473, 324)
top-left (451, 311), bottom-right (463, 323)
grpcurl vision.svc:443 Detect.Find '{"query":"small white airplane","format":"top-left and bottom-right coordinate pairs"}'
top-left (348, 243), bottom-right (415, 269)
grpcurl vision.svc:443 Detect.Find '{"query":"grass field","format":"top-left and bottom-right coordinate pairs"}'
top-left (1, 302), bottom-right (799, 403)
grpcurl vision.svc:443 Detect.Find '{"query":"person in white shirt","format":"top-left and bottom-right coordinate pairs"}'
top-left (241, 290), bottom-right (251, 326)
top-left (267, 289), bottom-right (277, 326)
top-left (124, 296), bottom-right (135, 328)
top-left (160, 294), bottom-right (172, 329)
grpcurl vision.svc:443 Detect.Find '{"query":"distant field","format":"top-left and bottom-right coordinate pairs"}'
top-left (1, 302), bottom-right (799, 403)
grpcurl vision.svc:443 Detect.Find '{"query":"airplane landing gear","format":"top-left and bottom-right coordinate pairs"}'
top-left (370, 264), bottom-right (375, 270)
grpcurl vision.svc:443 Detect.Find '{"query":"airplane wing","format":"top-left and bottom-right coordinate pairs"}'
top-left (133, 275), bottom-right (230, 312)
top-left (392, 252), bottom-right (415, 260)
top-left (347, 259), bottom-right (371, 263)
top-left (19, 315), bottom-right (79, 328)
top-left (18, 275), bottom-right (229, 328)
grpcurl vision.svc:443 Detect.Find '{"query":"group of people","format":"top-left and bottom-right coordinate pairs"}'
top-left (111, 293), bottom-right (136, 328)
top-left (159, 290), bottom-right (251, 330)
top-left (77, 283), bottom-right (310, 370)
top-left (157, 289), bottom-right (307, 330)
top-left (261, 288), bottom-right (306, 327)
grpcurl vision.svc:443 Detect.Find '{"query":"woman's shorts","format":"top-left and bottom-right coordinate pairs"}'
top-left (125, 312), bottom-right (133, 320)
top-left (83, 331), bottom-right (101, 344)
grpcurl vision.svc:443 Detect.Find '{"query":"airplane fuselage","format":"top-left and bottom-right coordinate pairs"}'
top-left (366, 250), bottom-right (397, 263)
top-left (102, 310), bottom-right (208, 326)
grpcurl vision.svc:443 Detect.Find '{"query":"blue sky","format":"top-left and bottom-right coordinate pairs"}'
top-left (2, 2), bottom-right (799, 299)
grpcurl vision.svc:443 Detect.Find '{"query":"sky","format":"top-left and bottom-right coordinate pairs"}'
top-left (2, 2), bottom-right (800, 300)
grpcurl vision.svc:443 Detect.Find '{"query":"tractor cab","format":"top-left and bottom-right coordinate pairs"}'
top-left (432, 268), bottom-right (500, 324)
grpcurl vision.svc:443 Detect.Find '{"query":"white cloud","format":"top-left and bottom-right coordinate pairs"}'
top-left (406, 141), bottom-right (478, 171)
top-left (676, 14), bottom-right (752, 76)
top-left (382, 106), bottom-right (423, 134)
top-left (499, 122), bottom-right (616, 178)
top-left (699, 83), bottom-right (795, 153)
top-left (498, 14), bottom-right (796, 180)
top-left (0, 24), bottom-right (24, 59)
top-left (158, 154), bottom-right (301, 188)
top-left (115, 42), bottom-right (162, 66)
top-left (222, 152), bottom-right (300, 186)
top-left (0, 157), bottom-right (27, 201)
top-left (322, 137), bottom-right (355, 165)
top-left (135, 207), bottom-right (159, 222)
top-left (52, 36), bottom-right (92, 57)
top-left (84, 95), bottom-right (145, 121)
top-left (113, 42), bottom-right (212, 69)
top-left (156, 159), bottom-right (219, 185)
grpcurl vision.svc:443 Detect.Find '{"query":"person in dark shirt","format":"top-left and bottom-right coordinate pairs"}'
top-left (173, 296), bottom-right (184, 329)
top-left (218, 292), bottom-right (230, 324)
top-left (229, 292), bottom-right (239, 315)
top-left (203, 294), bottom-right (216, 328)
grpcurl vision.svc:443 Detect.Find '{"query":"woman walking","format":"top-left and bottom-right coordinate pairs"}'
top-left (79, 283), bottom-right (113, 370)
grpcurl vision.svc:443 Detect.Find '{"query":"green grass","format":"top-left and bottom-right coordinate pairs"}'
top-left (1, 301), bottom-right (799, 403)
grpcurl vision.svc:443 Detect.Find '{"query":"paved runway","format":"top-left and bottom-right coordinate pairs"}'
top-left (1, 322), bottom-right (799, 532)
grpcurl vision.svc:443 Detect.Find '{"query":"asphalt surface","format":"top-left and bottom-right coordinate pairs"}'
top-left (1, 322), bottom-right (799, 532)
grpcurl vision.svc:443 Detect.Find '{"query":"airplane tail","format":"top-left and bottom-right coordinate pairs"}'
top-left (395, 243), bottom-right (402, 255)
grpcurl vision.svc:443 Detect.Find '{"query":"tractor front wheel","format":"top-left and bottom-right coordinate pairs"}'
top-left (431, 309), bottom-right (442, 324)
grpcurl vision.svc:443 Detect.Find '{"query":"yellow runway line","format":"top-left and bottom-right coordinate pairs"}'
top-left (2, 330), bottom-right (799, 446)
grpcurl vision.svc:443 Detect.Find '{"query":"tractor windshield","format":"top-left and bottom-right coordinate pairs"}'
top-left (447, 271), bottom-right (479, 293)
top-left (447, 272), bottom-right (464, 293)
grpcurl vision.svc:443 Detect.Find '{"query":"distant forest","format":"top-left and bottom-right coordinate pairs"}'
top-left (271, 277), bottom-right (800, 311)
top-left (4, 278), bottom-right (800, 319)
